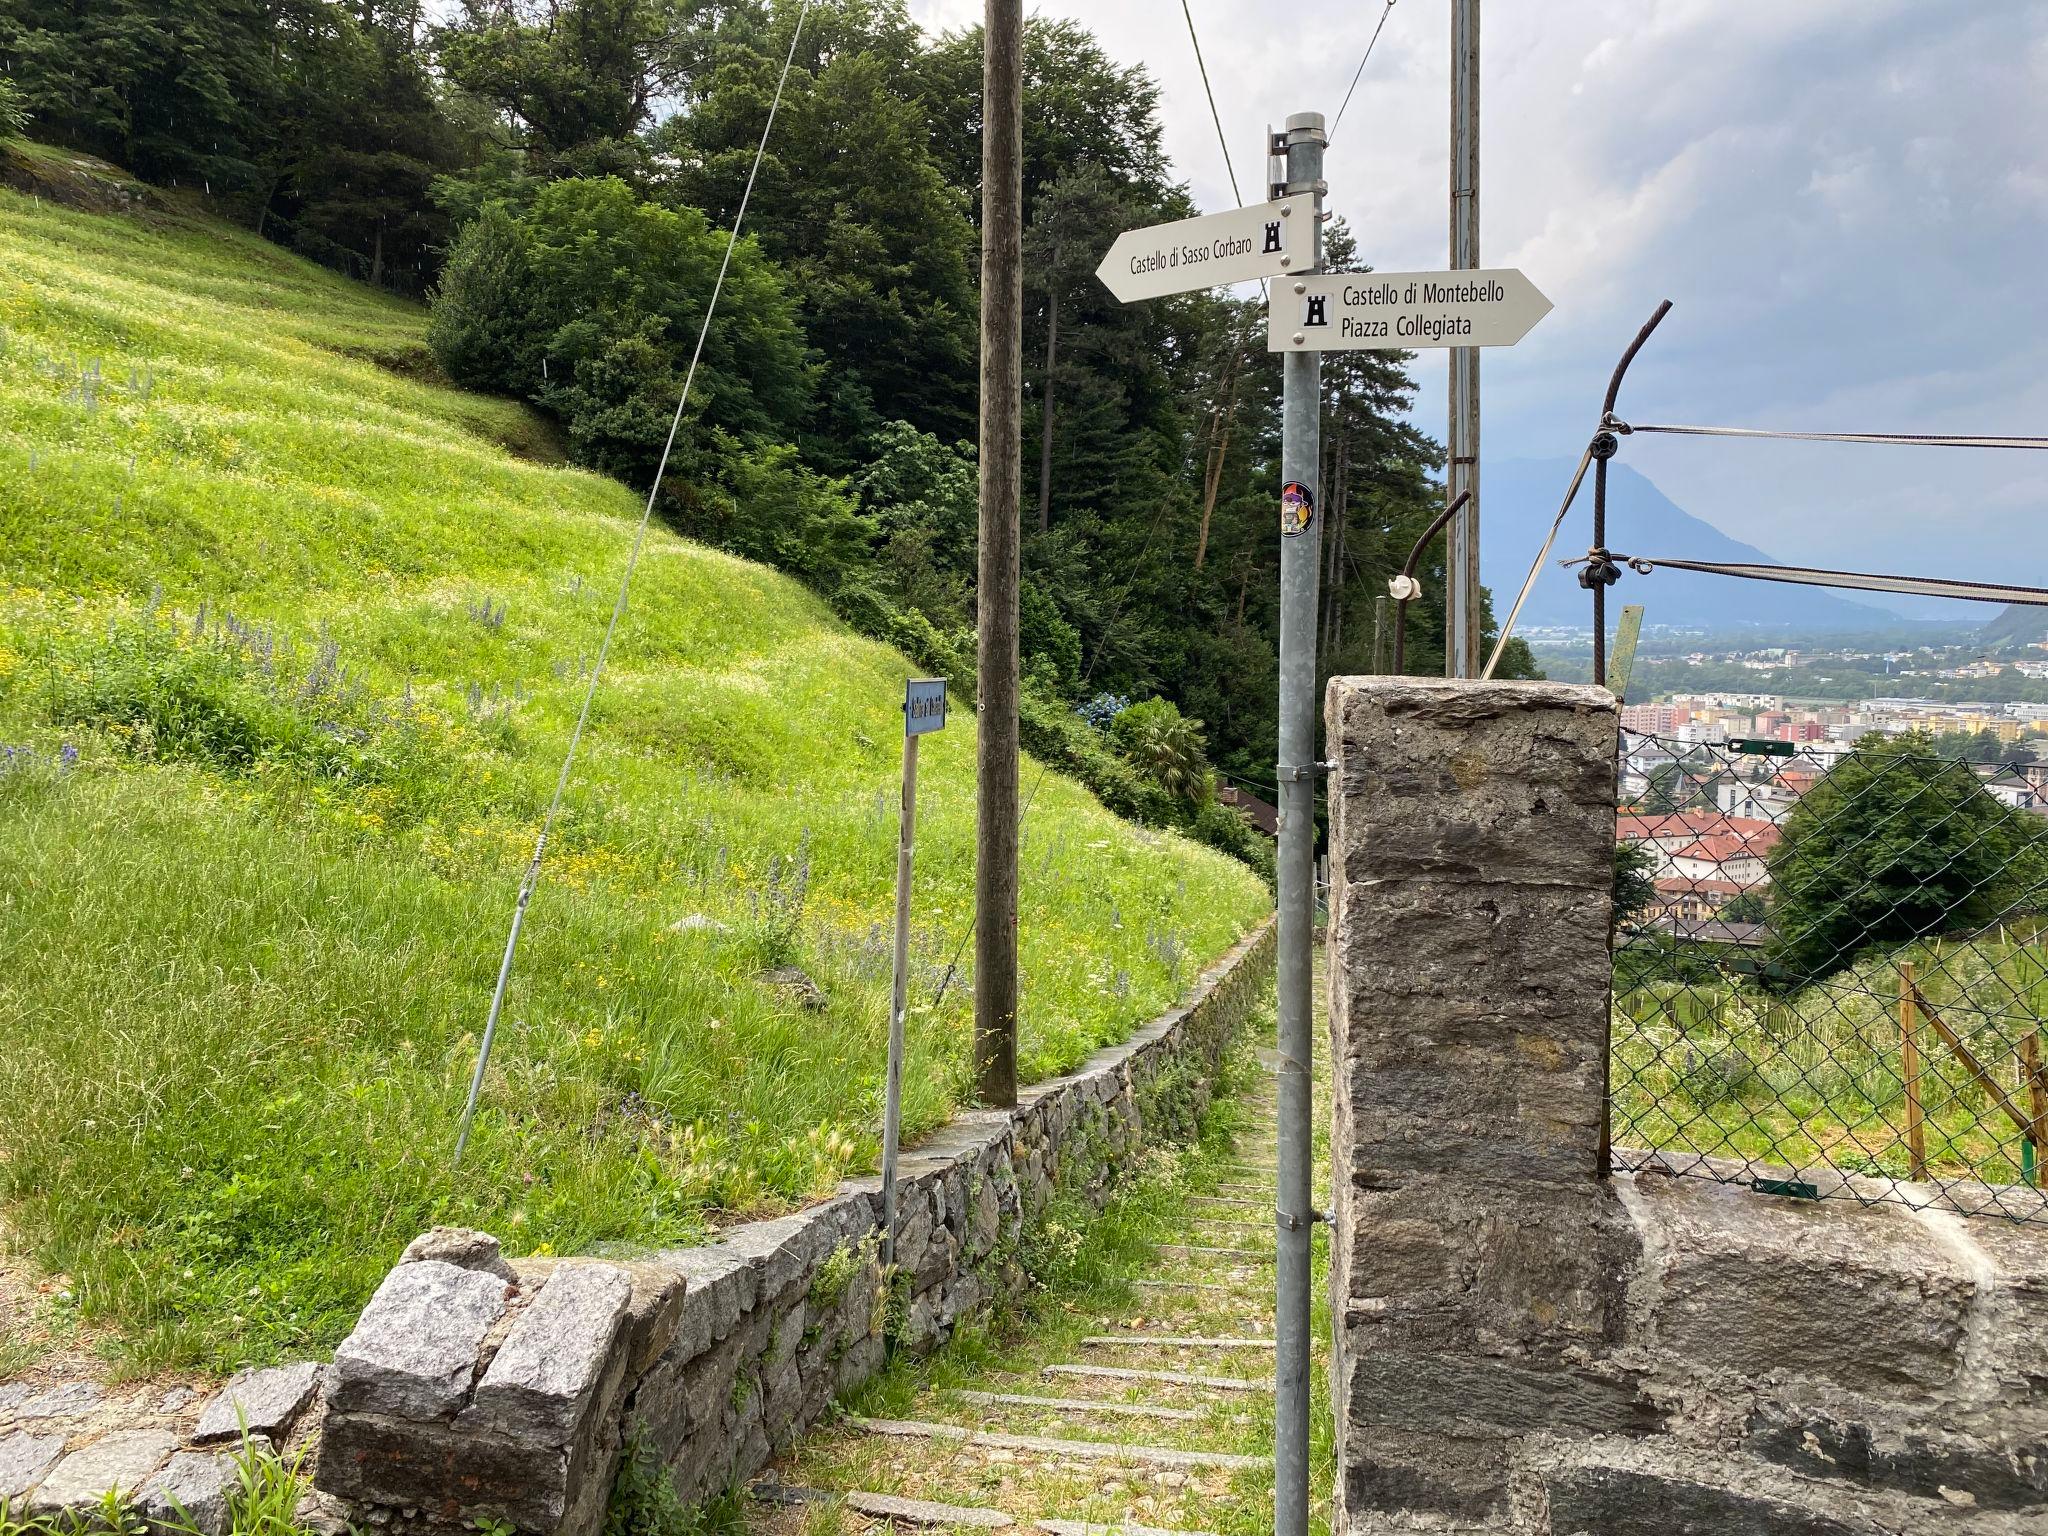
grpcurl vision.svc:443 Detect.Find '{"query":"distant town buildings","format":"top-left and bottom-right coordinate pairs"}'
top-left (1618, 692), bottom-right (2048, 749)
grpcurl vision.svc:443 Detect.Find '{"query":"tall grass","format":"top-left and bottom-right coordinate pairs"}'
top-left (0, 186), bottom-right (1270, 1374)
top-left (1613, 928), bottom-right (2048, 1186)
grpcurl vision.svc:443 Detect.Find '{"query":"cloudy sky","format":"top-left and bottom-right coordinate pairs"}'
top-left (907, 1), bottom-right (2048, 618)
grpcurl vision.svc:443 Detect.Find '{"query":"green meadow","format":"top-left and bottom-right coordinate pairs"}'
top-left (0, 172), bottom-right (1269, 1375)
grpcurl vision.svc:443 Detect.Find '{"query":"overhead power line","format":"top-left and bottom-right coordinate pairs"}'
top-left (453, 0), bottom-right (817, 1166)
top-left (1330, 0), bottom-right (1397, 141)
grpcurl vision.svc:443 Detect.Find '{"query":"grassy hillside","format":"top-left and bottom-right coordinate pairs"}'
top-left (0, 171), bottom-right (1269, 1376)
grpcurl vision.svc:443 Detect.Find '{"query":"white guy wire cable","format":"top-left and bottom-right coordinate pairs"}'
top-left (1481, 445), bottom-right (1593, 680)
top-left (453, 0), bottom-right (816, 1167)
top-left (1329, 0), bottom-right (1396, 142)
top-left (1616, 422), bottom-right (2048, 450)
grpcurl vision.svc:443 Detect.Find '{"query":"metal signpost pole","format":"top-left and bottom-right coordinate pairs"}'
top-left (882, 679), bottom-right (946, 1268)
top-left (1447, 0), bottom-right (1482, 677)
top-left (1272, 108), bottom-right (1326, 1536)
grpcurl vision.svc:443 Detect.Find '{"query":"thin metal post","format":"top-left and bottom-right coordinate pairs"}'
top-left (1273, 107), bottom-right (1325, 1536)
top-left (880, 729), bottom-right (921, 1267)
top-left (1445, 0), bottom-right (1481, 676)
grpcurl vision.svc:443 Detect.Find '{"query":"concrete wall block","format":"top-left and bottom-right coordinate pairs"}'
top-left (1346, 1351), bottom-right (1657, 1440)
top-left (1326, 677), bottom-right (1618, 890)
top-left (1628, 1179), bottom-right (1975, 1394)
top-left (1335, 1179), bottom-right (1635, 1353)
top-left (328, 1260), bottom-right (511, 1423)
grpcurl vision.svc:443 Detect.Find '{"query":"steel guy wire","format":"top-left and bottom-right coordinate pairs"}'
top-left (1586, 554), bottom-right (2048, 610)
top-left (1180, 0), bottom-right (1245, 211)
top-left (1612, 420), bottom-right (2048, 450)
top-left (1481, 444), bottom-right (1593, 679)
top-left (452, 0), bottom-right (816, 1168)
top-left (1329, 0), bottom-right (1397, 142)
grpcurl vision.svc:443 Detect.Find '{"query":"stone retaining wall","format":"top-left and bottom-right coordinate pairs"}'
top-left (1325, 677), bottom-right (2048, 1536)
top-left (313, 917), bottom-right (1275, 1536)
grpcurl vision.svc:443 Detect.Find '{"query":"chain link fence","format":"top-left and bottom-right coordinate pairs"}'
top-left (1610, 729), bottom-right (2048, 1221)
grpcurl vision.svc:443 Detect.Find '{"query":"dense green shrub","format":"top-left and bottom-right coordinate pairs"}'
top-left (426, 205), bottom-right (538, 393)
top-left (426, 179), bottom-right (812, 484)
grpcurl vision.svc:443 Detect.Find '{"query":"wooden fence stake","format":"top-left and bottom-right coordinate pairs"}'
top-left (1900, 962), bottom-right (1929, 1182)
top-left (2024, 1033), bottom-right (2047, 1188)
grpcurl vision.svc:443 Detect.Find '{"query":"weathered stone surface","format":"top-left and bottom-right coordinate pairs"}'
top-left (329, 1258), bottom-right (510, 1421)
top-left (1325, 677), bottom-right (1618, 888)
top-left (759, 965), bottom-right (826, 1010)
top-left (12, 1380), bottom-right (104, 1420)
top-left (29, 1429), bottom-right (178, 1513)
top-left (0, 1430), bottom-right (65, 1498)
top-left (399, 1226), bottom-right (519, 1284)
top-left (463, 1262), bottom-right (631, 1444)
top-left (1627, 1177), bottom-right (1974, 1393)
top-left (1325, 674), bottom-right (2048, 1536)
top-left (1511, 1436), bottom-right (1961, 1536)
top-left (194, 1360), bottom-right (325, 1444)
top-left (137, 1450), bottom-right (238, 1535)
top-left (1746, 1394), bottom-right (2048, 1513)
top-left (614, 1261), bottom-right (688, 1378)
top-left (1348, 1351), bottom-right (1656, 1439)
top-left (315, 1411), bottom-right (565, 1530)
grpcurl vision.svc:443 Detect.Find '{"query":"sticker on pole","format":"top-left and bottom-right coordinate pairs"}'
top-left (904, 678), bottom-right (948, 736)
top-left (1281, 482), bottom-right (1315, 537)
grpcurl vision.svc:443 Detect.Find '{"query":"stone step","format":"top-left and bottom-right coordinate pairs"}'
top-left (754, 1484), bottom-right (1014, 1527)
top-left (1187, 1197), bottom-right (1264, 1211)
top-left (1211, 1183), bottom-right (1272, 1197)
top-left (1158, 1245), bottom-right (1270, 1263)
top-left (1131, 1279), bottom-right (1246, 1294)
top-left (847, 1418), bottom-right (1262, 1471)
top-left (949, 1391), bottom-right (1205, 1422)
top-left (1042, 1364), bottom-right (1269, 1395)
top-left (1189, 1222), bottom-right (1270, 1243)
top-left (1080, 1336), bottom-right (1276, 1351)
top-left (753, 1494), bottom-right (1222, 1536)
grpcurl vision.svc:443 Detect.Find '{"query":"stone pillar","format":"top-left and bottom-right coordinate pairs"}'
top-left (1326, 678), bottom-right (1645, 1525)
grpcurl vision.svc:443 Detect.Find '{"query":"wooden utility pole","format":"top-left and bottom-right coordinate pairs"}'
top-left (974, 0), bottom-right (1023, 1109)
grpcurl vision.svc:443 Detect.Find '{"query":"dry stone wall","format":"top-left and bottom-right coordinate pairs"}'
top-left (1325, 677), bottom-right (2048, 1536)
top-left (312, 917), bottom-right (1274, 1536)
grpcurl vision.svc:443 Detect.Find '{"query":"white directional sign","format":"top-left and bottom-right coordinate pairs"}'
top-left (1268, 268), bottom-right (1551, 351)
top-left (1097, 198), bottom-right (1306, 303)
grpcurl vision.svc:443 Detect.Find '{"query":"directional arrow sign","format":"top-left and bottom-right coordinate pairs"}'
top-left (1268, 268), bottom-right (1551, 351)
top-left (1097, 198), bottom-right (1306, 303)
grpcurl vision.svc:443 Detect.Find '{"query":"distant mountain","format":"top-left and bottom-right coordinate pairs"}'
top-left (1982, 603), bottom-right (2048, 649)
top-left (1480, 458), bottom-right (1896, 633)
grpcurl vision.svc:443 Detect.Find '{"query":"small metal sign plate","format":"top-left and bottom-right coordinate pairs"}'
top-left (904, 678), bottom-right (948, 736)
